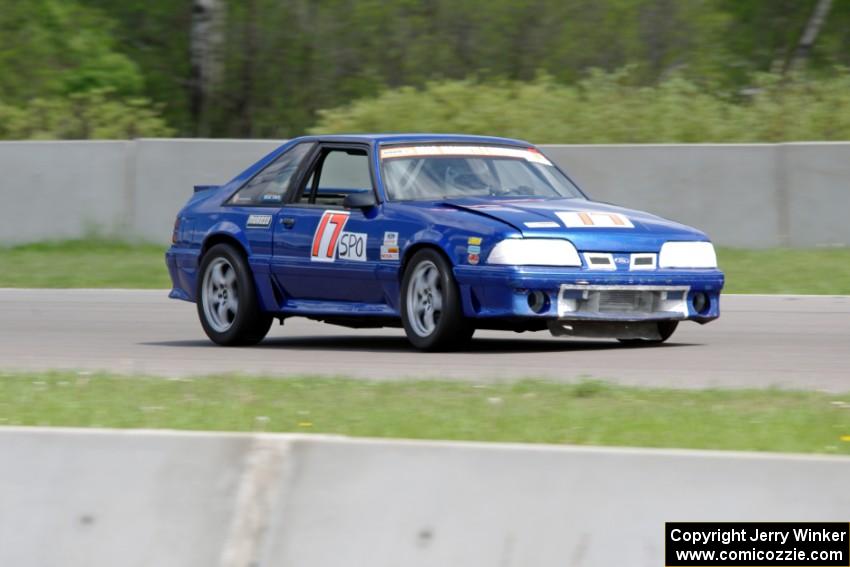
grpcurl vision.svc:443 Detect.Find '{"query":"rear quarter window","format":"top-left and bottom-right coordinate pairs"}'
top-left (228, 142), bottom-right (314, 206)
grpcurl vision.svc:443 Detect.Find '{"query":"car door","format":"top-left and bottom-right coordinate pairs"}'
top-left (220, 141), bottom-right (315, 261)
top-left (271, 143), bottom-right (385, 303)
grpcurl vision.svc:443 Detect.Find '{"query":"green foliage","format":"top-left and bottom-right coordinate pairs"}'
top-left (162, 0), bottom-right (850, 137)
top-left (0, 0), bottom-right (172, 139)
top-left (311, 69), bottom-right (850, 143)
top-left (0, 0), bottom-right (143, 101)
top-left (0, 90), bottom-right (174, 140)
top-left (76, 0), bottom-right (193, 133)
top-left (3, 0), bottom-right (850, 139)
top-left (195, 0), bottom-right (735, 137)
top-left (62, 0), bottom-right (850, 138)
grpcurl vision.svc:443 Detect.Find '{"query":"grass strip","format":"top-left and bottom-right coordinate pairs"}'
top-left (717, 247), bottom-right (850, 295)
top-left (0, 239), bottom-right (168, 288)
top-left (1, 239), bottom-right (849, 294)
top-left (1, 372), bottom-right (848, 455)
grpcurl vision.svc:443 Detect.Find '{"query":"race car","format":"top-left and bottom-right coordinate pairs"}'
top-left (166, 134), bottom-right (724, 350)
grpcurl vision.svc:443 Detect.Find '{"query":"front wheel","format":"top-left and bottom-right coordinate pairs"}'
top-left (400, 249), bottom-right (473, 351)
top-left (197, 244), bottom-right (272, 346)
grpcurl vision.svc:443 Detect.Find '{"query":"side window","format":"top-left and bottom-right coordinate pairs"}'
top-left (228, 142), bottom-right (314, 206)
top-left (296, 148), bottom-right (371, 206)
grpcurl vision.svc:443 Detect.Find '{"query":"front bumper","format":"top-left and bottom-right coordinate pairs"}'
top-left (453, 265), bottom-right (724, 323)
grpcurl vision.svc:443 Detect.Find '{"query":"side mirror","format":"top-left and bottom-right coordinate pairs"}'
top-left (343, 191), bottom-right (378, 210)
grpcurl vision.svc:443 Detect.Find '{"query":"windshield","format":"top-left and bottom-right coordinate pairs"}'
top-left (380, 145), bottom-right (584, 201)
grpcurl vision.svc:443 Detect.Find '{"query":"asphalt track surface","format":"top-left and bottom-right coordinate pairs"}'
top-left (0, 289), bottom-right (848, 391)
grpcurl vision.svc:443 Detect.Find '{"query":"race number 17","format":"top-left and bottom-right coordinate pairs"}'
top-left (311, 211), bottom-right (350, 262)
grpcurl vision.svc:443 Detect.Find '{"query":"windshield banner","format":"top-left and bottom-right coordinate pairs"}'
top-left (379, 145), bottom-right (553, 166)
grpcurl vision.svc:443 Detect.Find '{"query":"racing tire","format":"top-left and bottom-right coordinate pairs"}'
top-left (401, 249), bottom-right (474, 351)
top-left (617, 320), bottom-right (678, 345)
top-left (196, 243), bottom-right (273, 346)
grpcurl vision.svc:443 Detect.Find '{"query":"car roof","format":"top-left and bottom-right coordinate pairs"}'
top-left (289, 133), bottom-right (534, 147)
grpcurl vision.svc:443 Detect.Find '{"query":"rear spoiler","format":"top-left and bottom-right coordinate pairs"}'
top-left (193, 184), bottom-right (220, 193)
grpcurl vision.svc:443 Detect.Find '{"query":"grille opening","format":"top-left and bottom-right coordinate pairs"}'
top-left (629, 253), bottom-right (657, 271)
top-left (598, 290), bottom-right (653, 312)
top-left (558, 286), bottom-right (689, 318)
top-left (584, 253), bottom-right (616, 270)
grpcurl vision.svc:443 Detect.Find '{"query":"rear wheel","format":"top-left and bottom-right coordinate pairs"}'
top-left (401, 249), bottom-right (473, 351)
top-left (618, 320), bottom-right (678, 345)
top-left (197, 243), bottom-right (272, 346)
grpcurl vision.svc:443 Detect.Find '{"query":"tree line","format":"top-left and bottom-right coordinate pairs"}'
top-left (1, 0), bottom-right (847, 141)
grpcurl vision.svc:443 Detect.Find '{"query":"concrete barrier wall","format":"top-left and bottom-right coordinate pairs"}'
top-left (545, 142), bottom-right (850, 247)
top-left (544, 144), bottom-right (783, 247)
top-left (1, 139), bottom-right (848, 247)
top-left (0, 141), bottom-right (132, 243)
top-left (131, 139), bottom-right (282, 245)
top-left (1, 428), bottom-right (849, 567)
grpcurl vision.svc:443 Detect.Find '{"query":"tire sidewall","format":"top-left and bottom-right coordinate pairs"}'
top-left (400, 249), bottom-right (465, 350)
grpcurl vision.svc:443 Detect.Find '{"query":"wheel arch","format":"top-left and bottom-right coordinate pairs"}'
top-left (201, 232), bottom-right (250, 260)
top-left (400, 241), bottom-right (453, 280)
top-left (198, 229), bottom-right (282, 314)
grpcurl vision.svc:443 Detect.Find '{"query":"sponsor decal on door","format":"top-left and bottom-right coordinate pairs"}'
top-left (338, 232), bottom-right (367, 261)
top-left (311, 211), bottom-right (350, 262)
top-left (246, 214), bottom-right (273, 228)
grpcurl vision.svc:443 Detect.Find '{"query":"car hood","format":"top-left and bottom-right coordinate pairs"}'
top-left (443, 197), bottom-right (708, 252)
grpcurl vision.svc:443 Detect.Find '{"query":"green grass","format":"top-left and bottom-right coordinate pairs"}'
top-left (718, 247), bottom-right (850, 295)
top-left (1, 372), bottom-right (849, 455)
top-left (0, 239), bottom-right (168, 288)
top-left (1, 239), bottom-right (849, 294)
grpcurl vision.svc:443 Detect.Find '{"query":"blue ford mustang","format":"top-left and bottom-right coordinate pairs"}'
top-left (166, 134), bottom-right (724, 350)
